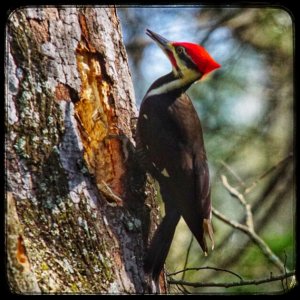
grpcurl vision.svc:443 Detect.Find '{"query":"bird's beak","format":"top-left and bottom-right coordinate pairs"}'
top-left (146, 29), bottom-right (172, 52)
top-left (146, 29), bottom-right (180, 74)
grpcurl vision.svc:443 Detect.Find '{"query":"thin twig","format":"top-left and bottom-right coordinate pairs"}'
top-left (202, 159), bottom-right (295, 288)
top-left (244, 153), bottom-right (293, 195)
top-left (181, 236), bottom-right (194, 280)
top-left (212, 208), bottom-right (249, 234)
top-left (168, 271), bottom-right (295, 288)
top-left (219, 160), bottom-right (246, 187)
top-left (168, 266), bottom-right (243, 281)
top-left (217, 173), bottom-right (289, 273)
top-left (221, 175), bottom-right (254, 231)
top-left (212, 207), bottom-right (288, 274)
top-left (208, 161), bottom-right (293, 280)
top-left (176, 284), bottom-right (190, 294)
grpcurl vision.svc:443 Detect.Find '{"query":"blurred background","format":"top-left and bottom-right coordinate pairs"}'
top-left (117, 7), bottom-right (294, 294)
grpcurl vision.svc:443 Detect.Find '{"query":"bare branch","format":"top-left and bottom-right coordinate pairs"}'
top-left (247, 231), bottom-right (289, 274)
top-left (175, 283), bottom-right (190, 294)
top-left (212, 207), bottom-right (248, 233)
top-left (216, 171), bottom-right (291, 274)
top-left (209, 159), bottom-right (293, 277)
top-left (212, 207), bottom-right (288, 273)
top-left (168, 266), bottom-right (243, 281)
top-left (168, 271), bottom-right (296, 288)
top-left (220, 175), bottom-right (254, 231)
top-left (212, 207), bottom-right (248, 234)
top-left (219, 160), bottom-right (246, 187)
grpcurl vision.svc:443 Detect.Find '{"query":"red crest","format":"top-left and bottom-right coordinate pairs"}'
top-left (172, 42), bottom-right (221, 75)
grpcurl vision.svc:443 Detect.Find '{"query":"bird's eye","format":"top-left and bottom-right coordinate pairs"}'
top-left (176, 47), bottom-right (184, 54)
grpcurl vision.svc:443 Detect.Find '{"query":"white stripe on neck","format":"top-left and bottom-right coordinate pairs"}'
top-left (146, 69), bottom-right (200, 98)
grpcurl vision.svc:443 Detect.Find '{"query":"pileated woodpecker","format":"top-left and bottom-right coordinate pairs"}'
top-left (136, 29), bottom-right (221, 281)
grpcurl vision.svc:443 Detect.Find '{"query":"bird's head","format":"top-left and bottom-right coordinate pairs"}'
top-left (146, 29), bottom-right (221, 81)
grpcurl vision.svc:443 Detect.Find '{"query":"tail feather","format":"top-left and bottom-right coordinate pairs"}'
top-left (181, 213), bottom-right (214, 255)
top-left (144, 209), bottom-right (180, 281)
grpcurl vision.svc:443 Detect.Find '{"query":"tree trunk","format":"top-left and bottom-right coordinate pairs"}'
top-left (6, 7), bottom-right (165, 294)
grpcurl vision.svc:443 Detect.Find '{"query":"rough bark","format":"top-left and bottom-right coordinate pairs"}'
top-left (5, 7), bottom-right (164, 294)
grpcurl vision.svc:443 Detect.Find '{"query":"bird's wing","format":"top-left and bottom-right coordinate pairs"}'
top-left (167, 94), bottom-right (214, 252)
top-left (194, 158), bottom-right (211, 217)
top-left (194, 157), bottom-right (214, 252)
top-left (136, 98), bottom-right (184, 176)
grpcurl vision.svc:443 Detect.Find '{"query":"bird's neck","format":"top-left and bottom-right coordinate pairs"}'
top-left (145, 70), bottom-right (201, 98)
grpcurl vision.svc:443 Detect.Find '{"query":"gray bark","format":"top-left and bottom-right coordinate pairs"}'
top-left (6, 7), bottom-right (164, 294)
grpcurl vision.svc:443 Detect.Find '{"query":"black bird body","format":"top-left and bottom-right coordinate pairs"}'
top-left (136, 29), bottom-right (220, 281)
top-left (136, 73), bottom-right (211, 280)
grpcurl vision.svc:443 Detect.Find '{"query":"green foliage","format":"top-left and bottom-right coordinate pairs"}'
top-left (263, 233), bottom-right (294, 270)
